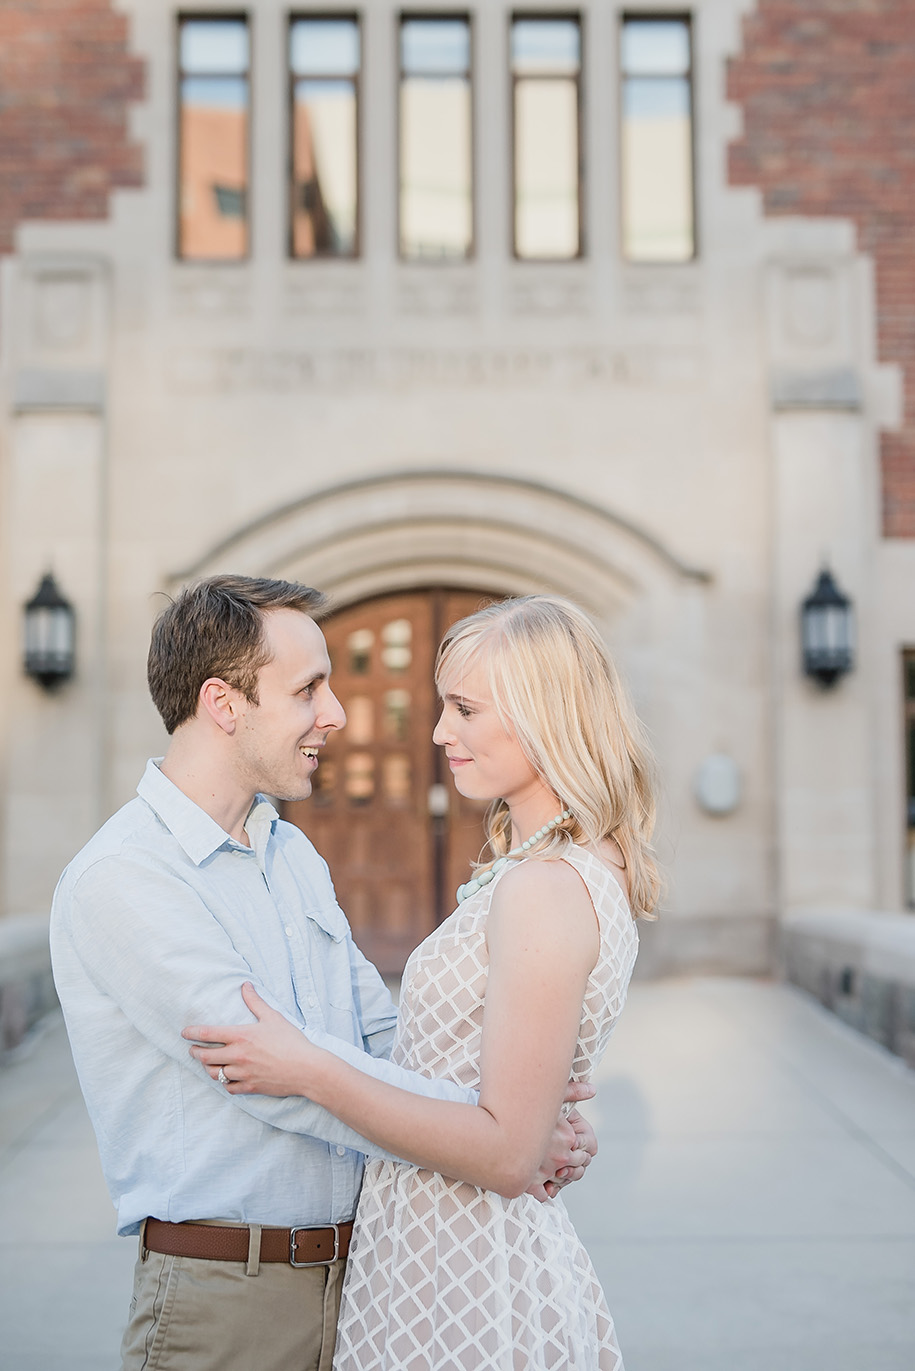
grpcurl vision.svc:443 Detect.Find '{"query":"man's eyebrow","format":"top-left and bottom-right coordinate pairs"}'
top-left (295, 669), bottom-right (329, 689)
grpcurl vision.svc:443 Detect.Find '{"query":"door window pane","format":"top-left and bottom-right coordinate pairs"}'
top-left (399, 16), bottom-right (473, 260)
top-left (512, 16), bottom-right (582, 260)
top-left (347, 628), bottom-right (374, 674)
top-left (345, 695), bottom-right (374, 744)
top-left (345, 751), bottom-right (375, 803)
top-left (290, 16), bottom-right (360, 258)
top-left (384, 689), bottom-right (411, 741)
top-left (620, 16), bottom-right (695, 262)
top-left (383, 753), bottom-right (412, 806)
top-left (312, 758), bottom-right (337, 806)
top-left (381, 618), bottom-right (412, 672)
top-left (178, 17), bottom-right (250, 260)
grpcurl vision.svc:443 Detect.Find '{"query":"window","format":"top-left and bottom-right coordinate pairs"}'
top-left (511, 15), bottom-right (582, 260)
top-left (289, 15), bottom-right (360, 258)
top-left (905, 653), bottom-right (915, 905)
top-left (399, 15), bottom-right (473, 260)
top-left (177, 16), bottom-right (251, 260)
top-left (620, 14), bottom-right (694, 262)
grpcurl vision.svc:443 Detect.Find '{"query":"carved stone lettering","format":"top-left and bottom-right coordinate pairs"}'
top-left (166, 345), bottom-right (699, 394)
top-left (509, 280), bottom-right (589, 317)
top-left (397, 279), bottom-right (477, 317)
top-left (623, 277), bottom-right (701, 316)
top-left (172, 278), bottom-right (251, 317)
top-left (284, 282), bottom-right (366, 316)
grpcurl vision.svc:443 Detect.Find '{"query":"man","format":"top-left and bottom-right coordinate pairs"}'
top-left (50, 576), bottom-right (595, 1371)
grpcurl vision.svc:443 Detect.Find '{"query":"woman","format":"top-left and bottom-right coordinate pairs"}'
top-left (189, 595), bottom-right (660, 1369)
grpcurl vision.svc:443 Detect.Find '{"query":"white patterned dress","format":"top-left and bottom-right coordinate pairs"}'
top-left (333, 847), bottom-right (638, 1371)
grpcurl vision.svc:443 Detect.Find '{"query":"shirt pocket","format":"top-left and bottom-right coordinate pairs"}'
top-left (304, 898), bottom-right (349, 944)
top-left (304, 902), bottom-right (361, 1047)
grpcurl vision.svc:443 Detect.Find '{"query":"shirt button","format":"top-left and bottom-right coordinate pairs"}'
top-left (307, 994), bottom-right (317, 1008)
top-left (284, 926), bottom-right (293, 937)
top-left (336, 1145), bottom-right (346, 1156)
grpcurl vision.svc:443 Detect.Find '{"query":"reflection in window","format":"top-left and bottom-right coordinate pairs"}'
top-left (384, 689), bottom-right (411, 741)
top-left (347, 628), bottom-right (374, 674)
top-left (345, 751), bottom-right (375, 803)
top-left (178, 17), bottom-right (250, 260)
top-left (346, 695), bottom-right (374, 744)
top-left (290, 17), bottom-right (360, 258)
top-left (511, 17), bottom-right (582, 260)
top-left (620, 16), bottom-right (694, 262)
top-left (381, 618), bottom-right (412, 672)
top-left (399, 16), bottom-right (473, 260)
top-left (383, 753), bottom-right (412, 806)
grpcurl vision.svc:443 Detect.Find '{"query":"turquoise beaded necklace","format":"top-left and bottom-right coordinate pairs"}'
top-left (455, 808), bottom-right (573, 904)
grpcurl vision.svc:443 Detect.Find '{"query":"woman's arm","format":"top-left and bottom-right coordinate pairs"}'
top-left (187, 860), bottom-right (599, 1198)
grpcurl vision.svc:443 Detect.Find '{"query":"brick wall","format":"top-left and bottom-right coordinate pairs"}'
top-left (0, 0), bottom-right (144, 257)
top-left (728, 0), bottom-right (915, 538)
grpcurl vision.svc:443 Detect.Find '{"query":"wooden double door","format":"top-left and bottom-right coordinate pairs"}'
top-left (283, 588), bottom-right (495, 973)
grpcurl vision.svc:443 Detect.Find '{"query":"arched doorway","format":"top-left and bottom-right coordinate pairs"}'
top-left (171, 470), bottom-right (713, 963)
top-left (283, 587), bottom-right (497, 973)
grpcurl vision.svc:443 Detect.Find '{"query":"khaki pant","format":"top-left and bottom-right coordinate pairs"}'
top-left (120, 1231), bottom-right (346, 1371)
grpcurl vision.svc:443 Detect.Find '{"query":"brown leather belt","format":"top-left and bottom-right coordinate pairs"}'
top-left (144, 1218), bottom-right (352, 1266)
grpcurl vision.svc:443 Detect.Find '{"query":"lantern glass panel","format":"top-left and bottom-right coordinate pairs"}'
top-left (23, 574), bottom-right (75, 683)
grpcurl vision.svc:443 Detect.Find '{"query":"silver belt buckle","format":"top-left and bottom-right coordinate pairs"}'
top-left (289, 1223), bottom-right (340, 1267)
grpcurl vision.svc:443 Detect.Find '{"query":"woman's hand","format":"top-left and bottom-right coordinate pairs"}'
top-left (183, 983), bottom-right (322, 1096)
top-left (525, 1083), bottom-right (598, 1202)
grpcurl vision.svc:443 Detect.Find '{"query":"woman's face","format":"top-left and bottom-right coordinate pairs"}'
top-left (433, 663), bottom-right (546, 808)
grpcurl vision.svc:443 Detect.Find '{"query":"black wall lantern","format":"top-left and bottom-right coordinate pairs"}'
top-left (801, 567), bottom-right (854, 688)
top-left (23, 572), bottom-right (76, 689)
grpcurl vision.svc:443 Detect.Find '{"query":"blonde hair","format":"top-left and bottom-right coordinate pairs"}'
top-left (435, 595), bottom-right (661, 918)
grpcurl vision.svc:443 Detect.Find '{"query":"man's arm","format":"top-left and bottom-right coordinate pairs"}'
top-left (187, 863), bottom-right (597, 1199)
top-left (56, 861), bottom-right (475, 1160)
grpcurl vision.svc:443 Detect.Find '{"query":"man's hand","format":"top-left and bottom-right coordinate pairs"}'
top-left (526, 1080), bottom-right (598, 1203)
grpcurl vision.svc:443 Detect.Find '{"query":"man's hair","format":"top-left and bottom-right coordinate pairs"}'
top-left (148, 575), bottom-right (327, 735)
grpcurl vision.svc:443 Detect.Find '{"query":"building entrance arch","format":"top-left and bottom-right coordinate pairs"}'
top-left (172, 468), bottom-right (710, 615)
top-left (170, 469), bottom-right (710, 969)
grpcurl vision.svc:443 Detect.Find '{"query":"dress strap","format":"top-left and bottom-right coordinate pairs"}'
top-left (559, 845), bottom-right (630, 915)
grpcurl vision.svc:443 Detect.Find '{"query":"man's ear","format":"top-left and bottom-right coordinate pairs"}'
top-left (199, 678), bottom-right (242, 736)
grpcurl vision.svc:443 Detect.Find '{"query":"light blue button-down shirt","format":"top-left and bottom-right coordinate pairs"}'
top-left (50, 760), bottom-right (475, 1236)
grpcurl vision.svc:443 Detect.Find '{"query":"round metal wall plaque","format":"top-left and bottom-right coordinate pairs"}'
top-left (694, 754), bottom-right (740, 816)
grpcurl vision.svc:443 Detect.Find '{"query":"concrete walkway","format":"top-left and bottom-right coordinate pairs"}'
top-left (2, 978), bottom-right (914, 1370)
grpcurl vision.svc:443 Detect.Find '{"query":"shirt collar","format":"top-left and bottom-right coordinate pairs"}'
top-left (137, 759), bottom-right (279, 867)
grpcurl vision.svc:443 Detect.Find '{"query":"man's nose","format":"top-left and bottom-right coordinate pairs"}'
top-left (319, 689), bottom-right (347, 731)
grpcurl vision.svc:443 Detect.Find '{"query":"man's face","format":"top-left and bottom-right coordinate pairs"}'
top-left (233, 609), bottom-right (346, 802)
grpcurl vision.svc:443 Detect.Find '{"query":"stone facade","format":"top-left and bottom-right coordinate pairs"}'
top-left (0, 0), bottom-right (912, 988)
top-left (728, 0), bottom-right (915, 536)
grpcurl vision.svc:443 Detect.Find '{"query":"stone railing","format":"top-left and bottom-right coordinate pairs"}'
top-left (781, 909), bottom-right (915, 1068)
top-left (0, 914), bottom-right (57, 1055)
